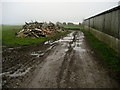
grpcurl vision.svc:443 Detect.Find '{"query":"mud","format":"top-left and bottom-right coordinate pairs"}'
top-left (2, 31), bottom-right (119, 88)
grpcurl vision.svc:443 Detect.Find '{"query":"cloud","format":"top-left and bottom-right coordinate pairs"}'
top-left (1, 0), bottom-right (120, 2)
top-left (2, 2), bottom-right (118, 25)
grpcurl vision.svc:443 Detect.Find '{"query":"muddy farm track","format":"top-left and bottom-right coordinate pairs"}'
top-left (2, 31), bottom-right (119, 88)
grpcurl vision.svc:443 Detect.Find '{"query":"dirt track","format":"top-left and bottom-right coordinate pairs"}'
top-left (2, 31), bottom-right (119, 88)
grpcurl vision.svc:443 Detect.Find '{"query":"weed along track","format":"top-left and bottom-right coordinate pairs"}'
top-left (2, 31), bottom-right (119, 88)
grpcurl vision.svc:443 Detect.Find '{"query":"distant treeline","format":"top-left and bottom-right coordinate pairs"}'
top-left (56, 22), bottom-right (81, 27)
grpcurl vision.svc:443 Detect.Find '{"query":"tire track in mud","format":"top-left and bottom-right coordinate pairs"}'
top-left (57, 31), bottom-right (77, 88)
top-left (3, 31), bottom-right (120, 88)
top-left (57, 31), bottom-right (119, 88)
top-left (2, 43), bottom-right (57, 88)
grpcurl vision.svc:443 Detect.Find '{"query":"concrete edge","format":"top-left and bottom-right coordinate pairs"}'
top-left (84, 25), bottom-right (120, 55)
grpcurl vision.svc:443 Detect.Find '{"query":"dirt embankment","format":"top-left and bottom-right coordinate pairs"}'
top-left (2, 31), bottom-right (119, 88)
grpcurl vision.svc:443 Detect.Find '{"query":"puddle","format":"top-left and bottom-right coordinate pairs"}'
top-left (44, 40), bottom-right (55, 45)
top-left (74, 34), bottom-right (86, 52)
top-left (64, 49), bottom-right (69, 52)
top-left (31, 45), bottom-right (54, 58)
top-left (56, 32), bottom-right (74, 43)
top-left (44, 32), bottom-right (75, 45)
top-left (58, 39), bottom-right (73, 42)
top-left (46, 45), bottom-right (54, 51)
top-left (9, 67), bottom-right (31, 77)
top-left (67, 31), bottom-right (86, 52)
top-left (70, 41), bottom-right (86, 52)
top-left (73, 46), bottom-right (86, 52)
top-left (31, 52), bottom-right (45, 58)
top-left (76, 42), bottom-right (82, 45)
top-left (1, 67), bottom-right (31, 77)
top-left (0, 72), bottom-right (10, 77)
top-left (62, 36), bottom-right (74, 40)
top-left (8, 48), bottom-right (14, 50)
top-left (44, 41), bottom-right (49, 45)
top-left (44, 41), bottom-right (53, 45)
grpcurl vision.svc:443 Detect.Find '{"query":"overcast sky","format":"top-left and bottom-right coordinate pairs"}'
top-left (1, 0), bottom-right (120, 25)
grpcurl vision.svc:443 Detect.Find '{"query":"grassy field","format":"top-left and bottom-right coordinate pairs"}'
top-left (64, 26), bottom-right (83, 30)
top-left (2, 25), bottom-right (70, 47)
top-left (65, 27), bottom-right (120, 73)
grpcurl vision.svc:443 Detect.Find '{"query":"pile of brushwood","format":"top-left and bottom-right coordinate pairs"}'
top-left (16, 21), bottom-right (64, 38)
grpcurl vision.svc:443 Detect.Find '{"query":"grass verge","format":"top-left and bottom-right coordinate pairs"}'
top-left (81, 29), bottom-right (120, 73)
top-left (82, 29), bottom-right (120, 82)
top-left (2, 25), bottom-right (71, 47)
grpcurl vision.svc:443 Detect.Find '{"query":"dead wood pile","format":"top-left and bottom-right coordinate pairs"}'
top-left (16, 21), bottom-right (64, 38)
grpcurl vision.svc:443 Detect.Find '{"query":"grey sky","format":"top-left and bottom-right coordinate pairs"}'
top-left (1, 0), bottom-right (119, 25)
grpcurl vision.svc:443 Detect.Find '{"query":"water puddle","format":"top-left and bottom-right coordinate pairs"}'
top-left (45, 31), bottom-right (86, 53)
top-left (58, 39), bottom-right (73, 42)
top-left (0, 67), bottom-right (31, 77)
top-left (44, 41), bottom-right (54, 45)
top-left (57, 32), bottom-right (74, 43)
top-left (9, 67), bottom-right (31, 77)
top-left (44, 32), bottom-right (75, 46)
top-left (8, 48), bottom-right (14, 50)
top-left (31, 51), bottom-right (45, 58)
top-left (73, 46), bottom-right (86, 52)
top-left (46, 45), bottom-right (55, 51)
top-left (0, 72), bottom-right (10, 77)
top-left (31, 45), bottom-right (55, 58)
top-left (44, 41), bottom-right (49, 45)
top-left (64, 49), bottom-right (69, 52)
top-left (70, 31), bottom-right (86, 52)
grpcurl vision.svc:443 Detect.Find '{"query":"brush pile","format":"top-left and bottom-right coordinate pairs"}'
top-left (16, 21), bottom-right (64, 38)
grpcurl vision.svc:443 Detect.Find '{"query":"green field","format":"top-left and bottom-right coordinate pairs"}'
top-left (64, 26), bottom-right (83, 30)
top-left (2, 25), bottom-right (70, 47)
